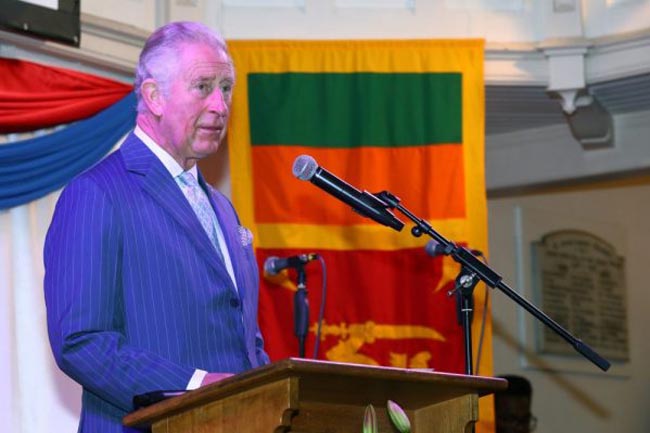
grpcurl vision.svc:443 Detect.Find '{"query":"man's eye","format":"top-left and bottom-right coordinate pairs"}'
top-left (196, 83), bottom-right (213, 94)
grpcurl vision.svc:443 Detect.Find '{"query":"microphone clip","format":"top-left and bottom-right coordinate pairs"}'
top-left (373, 190), bottom-right (401, 209)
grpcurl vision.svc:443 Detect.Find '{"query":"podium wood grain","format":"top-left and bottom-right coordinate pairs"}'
top-left (124, 358), bottom-right (506, 433)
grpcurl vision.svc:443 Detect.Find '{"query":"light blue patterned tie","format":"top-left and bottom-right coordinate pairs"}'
top-left (176, 171), bottom-right (224, 262)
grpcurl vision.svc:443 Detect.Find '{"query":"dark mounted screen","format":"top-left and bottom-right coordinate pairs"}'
top-left (0, 0), bottom-right (80, 47)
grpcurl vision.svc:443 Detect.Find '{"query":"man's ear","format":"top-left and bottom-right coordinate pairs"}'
top-left (141, 78), bottom-right (164, 116)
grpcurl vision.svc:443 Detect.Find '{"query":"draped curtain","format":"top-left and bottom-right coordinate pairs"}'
top-left (0, 58), bottom-right (133, 432)
top-left (0, 58), bottom-right (135, 209)
top-left (0, 92), bottom-right (136, 209)
top-left (0, 57), bottom-right (132, 133)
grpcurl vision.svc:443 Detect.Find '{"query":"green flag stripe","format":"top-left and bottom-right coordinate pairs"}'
top-left (248, 72), bottom-right (462, 148)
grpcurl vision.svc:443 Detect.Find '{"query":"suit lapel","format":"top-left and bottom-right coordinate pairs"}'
top-left (120, 133), bottom-right (226, 276)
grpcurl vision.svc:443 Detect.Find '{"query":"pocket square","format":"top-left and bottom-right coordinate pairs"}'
top-left (238, 226), bottom-right (253, 247)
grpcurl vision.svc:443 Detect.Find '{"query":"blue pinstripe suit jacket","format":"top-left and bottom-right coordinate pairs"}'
top-left (44, 133), bottom-right (269, 433)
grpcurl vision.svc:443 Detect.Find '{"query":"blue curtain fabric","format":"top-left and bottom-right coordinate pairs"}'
top-left (0, 92), bottom-right (136, 210)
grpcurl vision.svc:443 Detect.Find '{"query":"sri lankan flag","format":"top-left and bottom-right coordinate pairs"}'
top-left (228, 40), bottom-right (492, 431)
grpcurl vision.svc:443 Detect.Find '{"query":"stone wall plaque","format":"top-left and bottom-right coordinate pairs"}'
top-left (531, 230), bottom-right (629, 361)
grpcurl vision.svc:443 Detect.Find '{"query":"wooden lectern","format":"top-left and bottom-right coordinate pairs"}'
top-left (124, 358), bottom-right (506, 433)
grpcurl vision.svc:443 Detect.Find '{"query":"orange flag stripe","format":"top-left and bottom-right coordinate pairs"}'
top-left (251, 144), bottom-right (465, 225)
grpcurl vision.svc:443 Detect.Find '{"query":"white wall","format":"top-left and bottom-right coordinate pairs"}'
top-left (583, 0), bottom-right (650, 38)
top-left (488, 183), bottom-right (650, 433)
top-left (485, 109), bottom-right (650, 191)
top-left (78, 0), bottom-right (650, 42)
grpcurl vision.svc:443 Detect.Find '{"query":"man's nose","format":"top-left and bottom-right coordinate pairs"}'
top-left (208, 89), bottom-right (228, 114)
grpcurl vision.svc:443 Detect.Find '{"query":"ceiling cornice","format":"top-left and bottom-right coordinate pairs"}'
top-left (2, 14), bottom-right (648, 90)
top-left (485, 28), bottom-right (650, 86)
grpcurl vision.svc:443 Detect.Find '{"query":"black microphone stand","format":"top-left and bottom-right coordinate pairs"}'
top-left (294, 264), bottom-right (310, 358)
top-left (453, 268), bottom-right (479, 375)
top-left (375, 191), bottom-right (611, 374)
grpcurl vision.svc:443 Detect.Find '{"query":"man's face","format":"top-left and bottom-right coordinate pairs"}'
top-left (157, 42), bottom-right (235, 167)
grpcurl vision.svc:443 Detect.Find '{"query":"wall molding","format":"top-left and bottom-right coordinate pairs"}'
top-left (485, 29), bottom-right (650, 86)
top-left (2, 12), bottom-right (648, 87)
top-left (81, 13), bottom-right (149, 50)
top-left (0, 13), bottom-right (150, 80)
top-left (0, 27), bottom-right (134, 81)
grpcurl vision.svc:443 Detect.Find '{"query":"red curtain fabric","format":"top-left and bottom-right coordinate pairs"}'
top-left (0, 58), bottom-right (133, 133)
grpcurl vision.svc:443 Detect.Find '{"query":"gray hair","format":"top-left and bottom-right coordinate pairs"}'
top-left (134, 21), bottom-right (230, 113)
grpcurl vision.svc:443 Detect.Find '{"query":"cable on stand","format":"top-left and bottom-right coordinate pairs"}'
top-left (294, 263), bottom-right (310, 358)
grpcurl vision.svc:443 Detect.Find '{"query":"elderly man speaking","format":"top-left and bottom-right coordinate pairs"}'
top-left (44, 21), bottom-right (269, 433)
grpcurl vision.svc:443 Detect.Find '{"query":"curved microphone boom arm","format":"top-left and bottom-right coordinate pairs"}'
top-left (291, 154), bottom-right (610, 372)
top-left (375, 190), bottom-right (611, 373)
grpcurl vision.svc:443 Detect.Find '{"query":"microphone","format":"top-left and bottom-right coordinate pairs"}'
top-left (292, 155), bottom-right (404, 232)
top-left (264, 253), bottom-right (319, 276)
top-left (424, 239), bottom-right (483, 258)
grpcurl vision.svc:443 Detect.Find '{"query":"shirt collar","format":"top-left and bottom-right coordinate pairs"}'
top-left (134, 125), bottom-right (198, 179)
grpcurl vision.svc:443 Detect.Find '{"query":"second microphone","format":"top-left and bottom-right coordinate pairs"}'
top-left (264, 253), bottom-right (319, 276)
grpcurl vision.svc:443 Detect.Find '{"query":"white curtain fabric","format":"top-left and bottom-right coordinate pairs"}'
top-left (0, 191), bottom-right (81, 432)
top-left (0, 130), bottom-right (122, 432)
